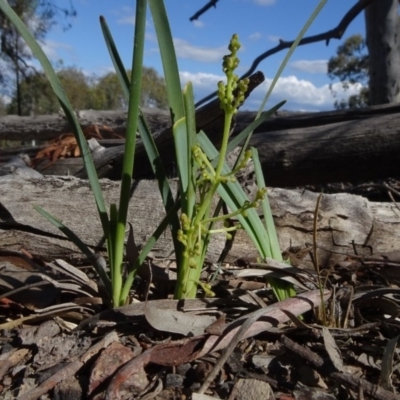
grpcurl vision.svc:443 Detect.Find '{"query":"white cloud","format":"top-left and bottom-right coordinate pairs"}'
top-left (249, 32), bottom-right (262, 41)
top-left (41, 40), bottom-right (74, 61)
top-left (178, 71), bottom-right (365, 111)
top-left (254, 0), bottom-right (276, 5)
top-left (267, 35), bottom-right (281, 43)
top-left (246, 76), bottom-right (364, 111)
top-left (290, 59), bottom-right (328, 74)
top-left (192, 20), bottom-right (204, 28)
top-left (117, 15), bottom-right (135, 25)
top-left (1, 94), bottom-right (11, 105)
top-left (180, 71), bottom-right (222, 89)
top-left (173, 39), bottom-right (226, 63)
top-left (116, 7), bottom-right (135, 25)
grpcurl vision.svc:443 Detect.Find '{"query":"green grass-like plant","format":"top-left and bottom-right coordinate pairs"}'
top-left (0, 0), bottom-right (327, 306)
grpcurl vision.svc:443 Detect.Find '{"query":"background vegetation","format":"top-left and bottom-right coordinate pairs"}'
top-left (6, 66), bottom-right (168, 115)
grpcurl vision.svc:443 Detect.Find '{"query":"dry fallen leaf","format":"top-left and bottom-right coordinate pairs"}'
top-left (145, 301), bottom-right (217, 336)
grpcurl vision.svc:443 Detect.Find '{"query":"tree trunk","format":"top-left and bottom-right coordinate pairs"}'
top-left (364, 0), bottom-right (400, 104)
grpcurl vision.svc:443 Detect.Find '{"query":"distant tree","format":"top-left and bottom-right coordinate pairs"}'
top-left (7, 66), bottom-right (169, 115)
top-left (58, 67), bottom-right (93, 110)
top-left (91, 72), bottom-right (127, 110)
top-left (89, 67), bottom-right (169, 110)
top-left (0, 0), bottom-right (76, 115)
top-left (91, 67), bottom-right (168, 110)
top-left (328, 34), bottom-right (369, 109)
top-left (7, 67), bottom-right (93, 115)
top-left (140, 67), bottom-right (168, 109)
top-left (7, 71), bottom-right (54, 115)
top-left (0, 95), bottom-right (7, 116)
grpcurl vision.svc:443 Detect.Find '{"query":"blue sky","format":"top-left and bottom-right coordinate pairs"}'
top-left (41, 0), bottom-right (367, 111)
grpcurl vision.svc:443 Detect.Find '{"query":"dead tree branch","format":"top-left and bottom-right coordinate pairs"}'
top-left (195, 0), bottom-right (378, 107)
top-left (189, 0), bottom-right (219, 21)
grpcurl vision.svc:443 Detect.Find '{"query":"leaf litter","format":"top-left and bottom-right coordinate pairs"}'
top-left (1, 213), bottom-right (400, 399)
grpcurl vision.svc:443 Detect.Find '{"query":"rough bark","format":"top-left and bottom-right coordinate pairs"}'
top-left (364, 0), bottom-right (400, 104)
top-left (250, 110), bottom-right (400, 186)
top-left (0, 175), bottom-right (399, 272)
top-left (76, 104), bottom-right (400, 186)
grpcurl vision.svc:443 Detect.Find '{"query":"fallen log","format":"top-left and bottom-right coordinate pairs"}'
top-left (73, 103), bottom-right (400, 185)
top-left (2, 102), bottom-right (400, 186)
top-left (251, 111), bottom-right (400, 186)
top-left (0, 175), bottom-right (399, 271)
top-left (0, 108), bottom-right (171, 142)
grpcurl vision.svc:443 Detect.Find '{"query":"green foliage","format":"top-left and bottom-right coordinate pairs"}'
top-left (6, 72), bottom-right (55, 115)
top-left (6, 66), bottom-right (168, 115)
top-left (328, 34), bottom-right (369, 109)
top-left (91, 72), bottom-right (127, 110)
top-left (7, 67), bottom-right (93, 115)
top-left (141, 67), bottom-right (168, 109)
top-left (0, 95), bottom-right (8, 116)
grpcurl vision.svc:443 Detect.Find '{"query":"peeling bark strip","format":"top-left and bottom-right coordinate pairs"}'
top-left (0, 176), bottom-right (399, 270)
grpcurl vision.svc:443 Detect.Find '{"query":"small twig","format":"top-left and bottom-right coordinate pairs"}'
top-left (331, 371), bottom-right (400, 400)
top-left (383, 181), bottom-right (400, 198)
top-left (313, 193), bottom-right (327, 324)
top-left (197, 311), bottom-right (262, 394)
top-left (189, 0), bottom-right (219, 21)
top-left (280, 334), bottom-right (325, 367)
top-left (342, 285), bottom-right (354, 329)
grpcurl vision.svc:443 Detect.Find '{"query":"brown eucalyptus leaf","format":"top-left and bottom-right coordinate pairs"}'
top-left (145, 301), bottom-right (217, 336)
top-left (199, 289), bottom-right (331, 357)
top-left (322, 327), bottom-right (344, 372)
top-left (381, 334), bottom-right (399, 392)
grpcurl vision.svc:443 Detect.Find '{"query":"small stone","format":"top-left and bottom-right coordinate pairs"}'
top-left (165, 373), bottom-right (184, 388)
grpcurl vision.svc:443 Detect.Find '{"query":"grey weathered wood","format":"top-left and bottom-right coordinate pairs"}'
top-left (251, 111), bottom-right (400, 186)
top-left (0, 175), bottom-right (398, 271)
top-left (76, 105), bottom-right (400, 185)
top-left (0, 108), bottom-right (171, 141)
top-left (2, 102), bottom-right (400, 185)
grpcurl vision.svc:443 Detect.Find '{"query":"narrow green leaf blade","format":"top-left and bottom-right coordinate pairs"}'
top-left (173, 117), bottom-right (190, 194)
top-left (176, 82), bottom-right (197, 216)
top-left (251, 147), bottom-right (281, 260)
top-left (99, 16), bottom-right (130, 100)
top-left (252, 147), bottom-right (296, 300)
top-left (148, 0), bottom-right (185, 122)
